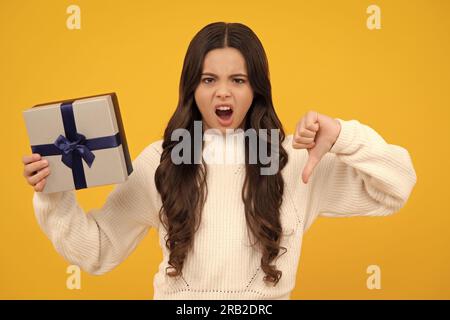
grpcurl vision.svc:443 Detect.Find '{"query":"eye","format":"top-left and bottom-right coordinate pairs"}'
top-left (202, 77), bottom-right (215, 84)
top-left (234, 78), bottom-right (246, 84)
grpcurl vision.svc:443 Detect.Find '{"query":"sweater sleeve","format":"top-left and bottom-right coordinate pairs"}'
top-left (305, 118), bottom-right (417, 227)
top-left (32, 143), bottom-right (162, 275)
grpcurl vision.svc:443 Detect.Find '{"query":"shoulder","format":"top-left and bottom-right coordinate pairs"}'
top-left (134, 138), bottom-right (163, 168)
top-left (147, 138), bottom-right (164, 155)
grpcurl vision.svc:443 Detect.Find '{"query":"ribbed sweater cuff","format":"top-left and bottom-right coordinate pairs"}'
top-left (329, 118), bottom-right (358, 154)
top-left (33, 191), bottom-right (74, 213)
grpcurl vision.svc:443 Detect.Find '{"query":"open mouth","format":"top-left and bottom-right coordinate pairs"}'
top-left (215, 105), bottom-right (233, 125)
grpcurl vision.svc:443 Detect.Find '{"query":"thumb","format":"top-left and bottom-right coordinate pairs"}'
top-left (302, 153), bottom-right (321, 184)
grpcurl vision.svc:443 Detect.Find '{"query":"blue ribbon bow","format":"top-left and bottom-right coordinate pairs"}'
top-left (54, 133), bottom-right (95, 169)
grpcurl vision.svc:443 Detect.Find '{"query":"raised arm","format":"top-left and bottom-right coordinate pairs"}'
top-left (291, 112), bottom-right (417, 232)
top-left (31, 143), bottom-right (162, 275)
top-left (315, 119), bottom-right (417, 218)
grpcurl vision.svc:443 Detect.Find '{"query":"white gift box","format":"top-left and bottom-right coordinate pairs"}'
top-left (23, 92), bottom-right (133, 193)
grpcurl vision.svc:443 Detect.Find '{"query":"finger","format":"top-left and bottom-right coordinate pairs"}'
top-left (296, 127), bottom-right (316, 138)
top-left (22, 153), bottom-right (41, 165)
top-left (293, 118), bottom-right (304, 141)
top-left (294, 136), bottom-right (315, 144)
top-left (302, 154), bottom-right (321, 184)
top-left (294, 119), bottom-right (315, 142)
top-left (307, 122), bottom-right (319, 132)
top-left (305, 110), bottom-right (318, 125)
top-left (34, 178), bottom-right (46, 192)
top-left (24, 159), bottom-right (48, 177)
top-left (305, 111), bottom-right (320, 131)
top-left (292, 141), bottom-right (315, 149)
top-left (28, 167), bottom-right (51, 186)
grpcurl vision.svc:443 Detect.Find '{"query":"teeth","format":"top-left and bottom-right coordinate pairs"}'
top-left (217, 106), bottom-right (231, 111)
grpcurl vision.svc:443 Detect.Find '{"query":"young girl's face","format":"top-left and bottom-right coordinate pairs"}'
top-left (194, 47), bottom-right (254, 134)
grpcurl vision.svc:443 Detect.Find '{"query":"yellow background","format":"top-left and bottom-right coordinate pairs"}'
top-left (1, 0), bottom-right (449, 299)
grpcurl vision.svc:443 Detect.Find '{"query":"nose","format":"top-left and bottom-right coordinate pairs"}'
top-left (215, 83), bottom-right (232, 99)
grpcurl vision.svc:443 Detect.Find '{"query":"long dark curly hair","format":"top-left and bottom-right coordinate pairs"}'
top-left (154, 22), bottom-right (289, 286)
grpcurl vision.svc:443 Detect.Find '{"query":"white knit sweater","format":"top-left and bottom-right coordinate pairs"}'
top-left (32, 118), bottom-right (417, 300)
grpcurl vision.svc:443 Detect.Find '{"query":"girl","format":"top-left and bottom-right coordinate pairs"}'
top-left (22, 22), bottom-right (417, 300)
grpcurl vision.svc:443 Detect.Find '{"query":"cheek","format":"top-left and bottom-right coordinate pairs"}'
top-left (194, 88), bottom-right (209, 114)
top-left (236, 88), bottom-right (254, 115)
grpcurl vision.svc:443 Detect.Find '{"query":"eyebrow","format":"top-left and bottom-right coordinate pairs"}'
top-left (201, 72), bottom-right (248, 78)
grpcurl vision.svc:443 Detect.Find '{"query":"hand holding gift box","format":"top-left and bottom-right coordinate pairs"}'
top-left (23, 93), bottom-right (133, 193)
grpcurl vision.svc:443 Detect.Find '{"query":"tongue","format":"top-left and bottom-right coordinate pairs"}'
top-left (216, 109), bottom-right (233, 118)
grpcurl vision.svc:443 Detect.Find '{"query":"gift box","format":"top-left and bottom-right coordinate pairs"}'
top-left (23, 92), bottom-right (133, 193)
